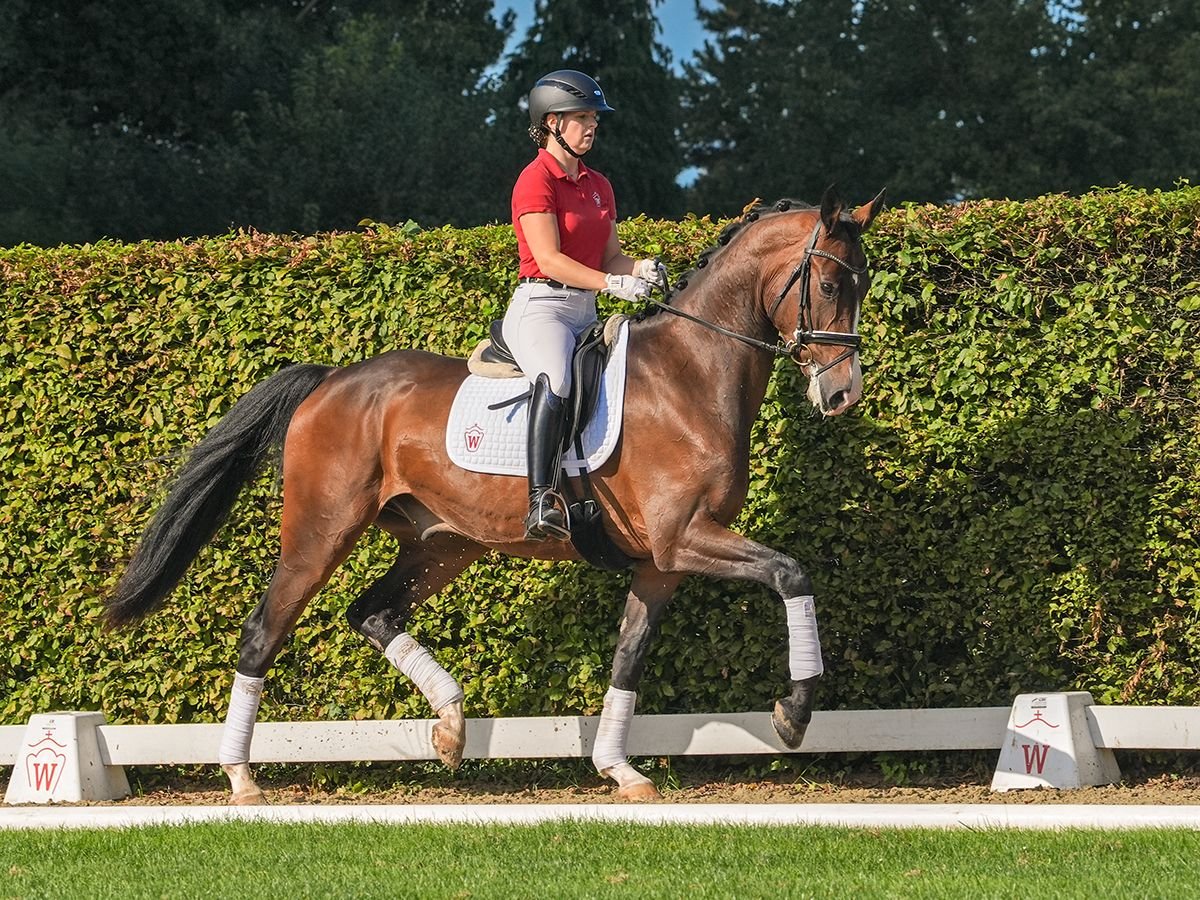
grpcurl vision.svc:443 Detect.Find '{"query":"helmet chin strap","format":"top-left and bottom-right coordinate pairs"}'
top-left (553, 125), bottom-right (585, 159)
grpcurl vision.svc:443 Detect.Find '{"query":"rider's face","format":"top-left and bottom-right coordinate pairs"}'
top-left (551, 111), bottom-right (599, 151)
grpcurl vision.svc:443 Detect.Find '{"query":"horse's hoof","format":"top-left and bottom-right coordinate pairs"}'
top-left (229, 788), bottom-right (267, 806)
top-left (617, 781), bottom-right (663, 802)
top-left (772, 700), bottom-right (809, 749)
top-left (432, 720), bottom-right (464, 770)
top-left (605, 763), bottom-right (661, 801)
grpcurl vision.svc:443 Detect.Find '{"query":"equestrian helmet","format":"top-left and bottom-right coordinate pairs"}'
top-left (528, 70), bottom-right (615, 125)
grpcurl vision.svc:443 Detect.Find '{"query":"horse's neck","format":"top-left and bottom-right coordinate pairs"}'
top-left (632, 280), bottom-right (776, 437)
top-left (631, 212), bottom-right (806, 433)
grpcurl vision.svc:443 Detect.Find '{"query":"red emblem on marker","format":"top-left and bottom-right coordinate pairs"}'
top-left (1013, 709), bottom-right (1059, 729)
top-left (25, 732), bottom-right (68, 794)
top-left (1021, 743), bottom-right (1050, 774)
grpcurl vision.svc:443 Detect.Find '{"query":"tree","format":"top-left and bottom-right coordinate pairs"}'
top-left (681, 0), bottom-right (1197, 210)
top-left (229, 3), bottom-right (513, 232)
top-left (1020, 0), bottom-right (1200, 194)
top-left (0, 0), bottom-right (513, 244)
top-left (1, 0), bottom-right (258, 243)
top-left (497, 0), bottom-right (685, 219)
top-left (853, 0), bottom-right (1064, 201)
top-left (681, 0), bottom-right (876, 215)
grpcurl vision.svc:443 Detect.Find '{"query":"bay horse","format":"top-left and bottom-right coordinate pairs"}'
top-left (106, 186), bottom-right (886, 804)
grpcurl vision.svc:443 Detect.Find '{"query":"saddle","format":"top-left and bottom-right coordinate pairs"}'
top-left (467, 315), bottom-right (633, 572)
top-left (471, 315), bottom-right (625, 452)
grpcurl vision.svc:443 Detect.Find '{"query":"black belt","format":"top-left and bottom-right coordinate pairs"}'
top-left (518, 277), bottom-right (570, 289)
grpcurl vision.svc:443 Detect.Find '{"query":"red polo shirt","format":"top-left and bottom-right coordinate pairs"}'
top-left (512, 148), bottom-right (617, 279)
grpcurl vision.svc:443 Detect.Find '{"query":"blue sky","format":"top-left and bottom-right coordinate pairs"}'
top-left (494, 0), bottom-right (713, 71)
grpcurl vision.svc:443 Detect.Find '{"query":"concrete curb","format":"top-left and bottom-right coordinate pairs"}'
top-left (3, 803), bottom-right (1200, 831)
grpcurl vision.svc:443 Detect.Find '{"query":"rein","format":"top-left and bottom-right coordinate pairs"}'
top-left (642, 294), bottom-right (793, 357)
top-left (645, 221), bottom-right (869, 376)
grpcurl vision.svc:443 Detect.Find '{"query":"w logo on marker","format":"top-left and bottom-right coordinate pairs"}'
top-left (25, 741), bottom-right (67, 794)
top-left (1021, 743), bottom-right (1049, 774)
top-left (464, 424), bottom-right (485, 452)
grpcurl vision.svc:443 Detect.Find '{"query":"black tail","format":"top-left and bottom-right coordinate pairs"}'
top-left (105, 364), bottom-right (332, 628)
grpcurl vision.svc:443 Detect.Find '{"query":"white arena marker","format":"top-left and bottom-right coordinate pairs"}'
top-left (991, 692), bottom-right (1121, 792)
top-left (4, 712), bottom-right (130, 805)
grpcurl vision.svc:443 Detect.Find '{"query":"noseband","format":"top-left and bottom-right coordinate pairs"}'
top-left (646, 218), bottom-right (868, 373)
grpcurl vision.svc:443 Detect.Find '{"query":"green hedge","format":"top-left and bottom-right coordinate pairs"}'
top-left (2, 186), bottom-right (1198, 728)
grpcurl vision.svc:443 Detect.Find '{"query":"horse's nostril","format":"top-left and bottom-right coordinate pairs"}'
top-left (825, 390), bottom-right (846, 410)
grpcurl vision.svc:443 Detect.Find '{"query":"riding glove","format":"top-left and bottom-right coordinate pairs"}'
top-left (604, 273), bottom-right (649, 301)
top-left (632, 258), bottom-right (666, 289)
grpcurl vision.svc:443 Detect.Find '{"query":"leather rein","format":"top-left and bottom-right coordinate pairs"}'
top-left (644, 220), bottom-right (869, 377)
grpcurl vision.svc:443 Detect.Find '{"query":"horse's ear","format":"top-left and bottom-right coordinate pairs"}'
top-left (820, 184), bottom-right (844, 232)
top-left (853, 188), bottom-right (887, 232)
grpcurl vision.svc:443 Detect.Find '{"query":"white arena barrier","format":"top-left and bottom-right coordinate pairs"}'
top-left (4, 693), bottom-right (1199, 804)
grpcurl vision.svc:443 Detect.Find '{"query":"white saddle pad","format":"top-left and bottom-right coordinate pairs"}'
top-left (446, 320), bottom-right (629, 476)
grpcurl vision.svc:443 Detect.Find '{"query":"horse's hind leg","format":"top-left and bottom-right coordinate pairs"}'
top-left (218, 485), bottom-right (376, 805)
top-left (346, 529), bottom-right (485, 769)
top-left (593, 566), bottom-right (681, 801)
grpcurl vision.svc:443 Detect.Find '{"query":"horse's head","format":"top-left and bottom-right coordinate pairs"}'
top-left (766, 186), bottom-right (886, 416)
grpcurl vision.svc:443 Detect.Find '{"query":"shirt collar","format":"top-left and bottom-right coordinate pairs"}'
top-left (537, 147), bottom-right (590, 181)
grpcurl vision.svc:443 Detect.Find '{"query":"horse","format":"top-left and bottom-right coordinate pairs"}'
top-left (105, 185), bottom-right (886, 804)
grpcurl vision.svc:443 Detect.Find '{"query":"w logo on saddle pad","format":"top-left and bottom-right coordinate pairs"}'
top-left (464, 424), bottom-right (485, 453)
top-left (446, 320), bottom-right (630, 476)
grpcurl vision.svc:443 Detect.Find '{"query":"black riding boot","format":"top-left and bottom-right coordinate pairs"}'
top-left (524, 374), bottom-right (571, 542)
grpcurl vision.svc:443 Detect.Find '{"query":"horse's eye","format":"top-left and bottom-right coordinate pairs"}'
top-left (819, 280), bottom-right (837, 296)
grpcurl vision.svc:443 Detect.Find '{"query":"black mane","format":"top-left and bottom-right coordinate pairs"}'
top-left (631, 198), bottom-right (815, 321)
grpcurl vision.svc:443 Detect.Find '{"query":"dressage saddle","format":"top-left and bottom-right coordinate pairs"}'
top-left (481, 318), bottom-right (610, 452)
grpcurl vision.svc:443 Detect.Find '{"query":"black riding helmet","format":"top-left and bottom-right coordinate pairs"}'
top-left (528, 70), bottom-right (615, 158)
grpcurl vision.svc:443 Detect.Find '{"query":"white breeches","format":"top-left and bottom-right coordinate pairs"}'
top-left (502, 282), bottom-right (597, 396)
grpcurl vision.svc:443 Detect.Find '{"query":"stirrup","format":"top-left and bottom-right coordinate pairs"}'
top-left (524, 489), bottom-right (571, 542)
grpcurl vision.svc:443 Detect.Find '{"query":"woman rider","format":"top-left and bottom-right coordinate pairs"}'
top-left (504, 70), bottom-right (661, 541)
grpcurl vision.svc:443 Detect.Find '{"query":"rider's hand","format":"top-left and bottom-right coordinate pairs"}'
top-left (632, 258), bottom-right (666, 289)
top-left (604, 273), bottom-right (649, 301)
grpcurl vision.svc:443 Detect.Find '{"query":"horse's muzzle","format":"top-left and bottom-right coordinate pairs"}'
top-left (807, 355), bottom-right (862, 416)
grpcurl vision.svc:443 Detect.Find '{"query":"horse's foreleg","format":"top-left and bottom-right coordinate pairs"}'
top-left (346, 534), bottom-right (483, 769)
top-left (594, 568), bottom-right (680, 800)
top-left (659, 519), bottom-right (822, 749)
top-left (771, 596), bottom-right (823, 748)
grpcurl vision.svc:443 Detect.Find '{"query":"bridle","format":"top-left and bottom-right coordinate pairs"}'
top-left (768, 221), bottom-right (869, 376)
top-left (644, 219), bottom-right (869, 376)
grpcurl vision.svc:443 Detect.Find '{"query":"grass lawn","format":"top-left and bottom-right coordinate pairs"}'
top-left (2, 821), bottom-right (1198, 898)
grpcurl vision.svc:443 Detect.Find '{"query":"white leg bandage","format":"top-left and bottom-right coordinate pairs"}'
top-left (783, 595), bottom-right (824, 680)
top-left (385, 633), bottom-right (464, 713)
top-left (592, 686), bottom-right (637, 773)
top-left (217, 672), bottom-right (264, 766)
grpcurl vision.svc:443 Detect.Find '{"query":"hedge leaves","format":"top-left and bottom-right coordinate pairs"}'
top-left (2, 186), bottom-right (1198, 728)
